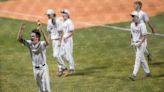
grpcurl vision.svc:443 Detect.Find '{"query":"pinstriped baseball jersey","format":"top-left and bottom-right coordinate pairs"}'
top-left (130, 22), bottom-right (148, 42)
top-left (22, 40), bottom-right (47, 67)
top-left (62, 19), bottom-right (74, 38)
top-left (132, 10), bottom-right (149, 23)
top-left (47, 18), bottom-right (62, 40)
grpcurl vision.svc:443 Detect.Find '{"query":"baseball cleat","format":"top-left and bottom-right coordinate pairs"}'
top-left (62, 68), bottom-right (68, 71)
top-left (62, 68), bottom-right (68, 74)
top-left (145, 73), bottom-right (151, 77)
top-left (62, 71), bottom-right (69, 77)
top-left (68, 69), bottom-right (75, 74)
top-left (62, 68), bottom-right (69, 77)
top-left (56, 71), bottom-right (63, 77)
top-left (62, 69), bottom-right (75, 77)
top-left (129, 74), bottom-right (136, 81)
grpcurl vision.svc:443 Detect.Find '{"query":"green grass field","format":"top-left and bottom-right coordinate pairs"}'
top-left (0, 0), bottom-right (10, 2)
top-left (0, 13), bottom-right (164, 92)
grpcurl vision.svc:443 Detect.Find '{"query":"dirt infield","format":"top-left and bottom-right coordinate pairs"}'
top-left (0, 0), bottom-right (164, 28)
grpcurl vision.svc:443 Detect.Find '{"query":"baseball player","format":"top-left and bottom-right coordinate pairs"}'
top-left (17, 23), bottom-right (51, 92)
top-left (61, 9), bottom-right (75, 75)
top-left (129, 12), bottom-right (151, 81)
top-left (46, 9), bottom-right (67, 76)
top-left (133, 1), bottom-right (156, 61)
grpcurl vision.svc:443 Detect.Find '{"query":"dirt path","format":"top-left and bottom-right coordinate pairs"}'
top-left (0, 0), bottom-right (164, 28)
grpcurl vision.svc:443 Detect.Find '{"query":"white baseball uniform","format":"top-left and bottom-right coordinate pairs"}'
top-left (130, 22), bottom-right (150, 76)
top-left (132, 10), bottom-right (150, 55)
top-left (22, 40), bottom-right (51, 92)
top-left (47, 18), bottom-right (66, 72)
top-left (61, 19), bottom-right (75, 70)
top-left (132, 10), bottom-right (149, 23)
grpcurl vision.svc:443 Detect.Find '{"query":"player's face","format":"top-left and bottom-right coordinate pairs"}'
top-left (47, 15), bottom-right (51, 19)
top-left (133, 16), bottom-right (139, 23)
top-left (134, 4), bottom-right (141, 10)
top-left (62, 13), bottom-right (68, 20)
top-left (47, 14), bottom-right (54, 19)
top-left (31, 33), bottom-right (39, 44)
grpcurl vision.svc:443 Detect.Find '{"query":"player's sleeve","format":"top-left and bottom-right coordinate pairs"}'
top-left (41, 41), bottom-right (48, 50)
top-left (143, 12), bottom-right (149, 23)
top-left (68, 20), bottom-right (74, 32)
top-left (141, 23), bottom-right (148, 36)
top-left (22, 39), bottom-right (31, 47)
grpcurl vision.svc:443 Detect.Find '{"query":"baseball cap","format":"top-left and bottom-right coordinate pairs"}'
top-left (61, 9), bottom-right (70, 15)
top-left (131, 11), bottom-right (139, 17)
top-left (46, 9), bottom-right (55, 15)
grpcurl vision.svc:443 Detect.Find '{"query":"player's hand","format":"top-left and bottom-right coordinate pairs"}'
top-left (20, 23), bottom-right (25, 30)
top-left (135, 43), bottom-right (141, 48)
top-left (152, 28), bottom-right (156, 34)
top-left (131, 43), bottom-right (135, 48)
top-left (152, 29), bottom-right (157, 35)
top-left (37, 20), bottom-right (43, 32)
top-left (37, 20), bottom-right (41, 25)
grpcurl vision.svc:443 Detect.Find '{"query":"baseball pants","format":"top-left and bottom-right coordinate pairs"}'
top-left (62, 38), bottom-right (75, 70)
top-left (33, 65), bottom-right (51, 92)
top-left (52, 40), bottom-right (67, 71)
top-left (132, 41), bottom-right (150, 76)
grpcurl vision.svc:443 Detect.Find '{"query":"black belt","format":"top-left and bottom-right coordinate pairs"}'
top-left (35, 64), bottom-right (45, 69)
top-left (133, 41), bottom-right (140, 43)
top-left (54, 38), bottom-right (60, 40)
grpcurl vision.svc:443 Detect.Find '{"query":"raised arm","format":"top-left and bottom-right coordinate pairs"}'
top-left (39, 23), bottom-right (50, 45)
top-left (36, 20), bottom-right (50, 45)
top-left (17, 23), bottom-right (25, 43)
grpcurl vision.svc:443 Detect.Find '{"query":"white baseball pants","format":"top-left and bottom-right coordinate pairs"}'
top-left (62, 38), bottom-right (75, 70)
top-left (132, 42), bottom-right (150, 76)
top-left (33, 65), bottom-right (51, 92)
top-left (52, 40), bottom-right (66, 71)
